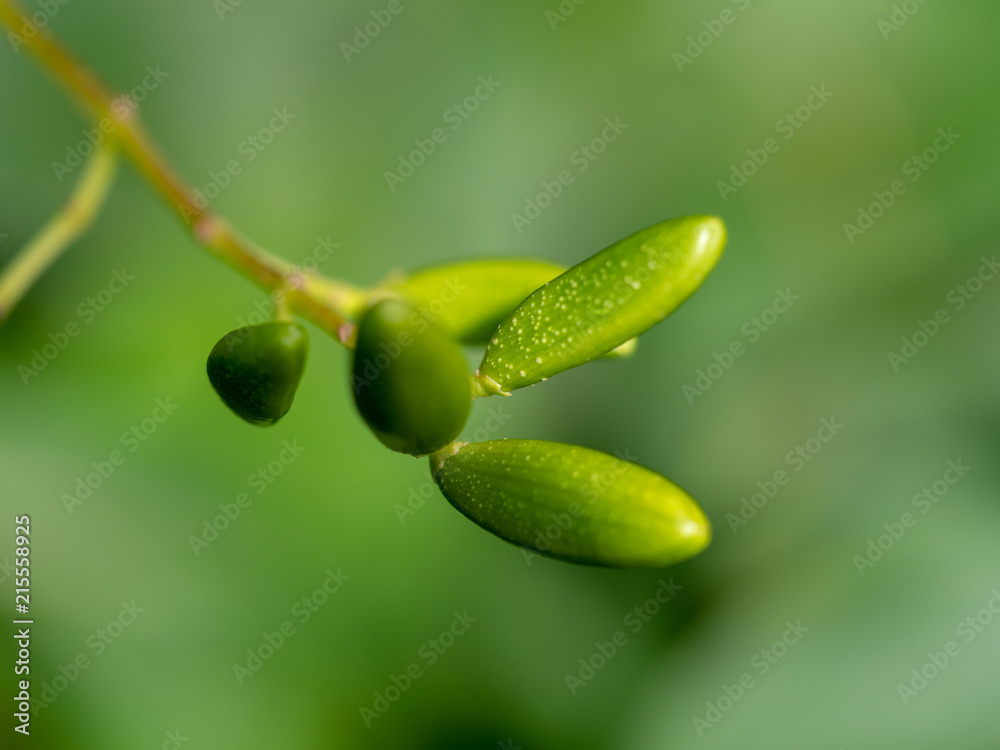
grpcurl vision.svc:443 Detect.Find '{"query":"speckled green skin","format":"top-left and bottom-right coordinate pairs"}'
top-left (431, 439), bottom-right (711, 567)
top-left (477, 215), bottom-right (726, 393)
top-left (381, 258), bottom-right (567, 344)
top-left (352, 299), bottom-right (471, 456)
top-left (207, 322), bottom-right (309, 426)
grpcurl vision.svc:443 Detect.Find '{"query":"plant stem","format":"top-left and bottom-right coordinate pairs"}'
top-left (0, 0), bottom-right (359, 346)
top-left (0, 144), bottom-right (117, 321)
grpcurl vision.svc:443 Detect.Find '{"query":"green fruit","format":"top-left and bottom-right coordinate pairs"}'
top-left (207, 322), bottom-right (309, 426)
top-left (475, 215), bottom-right (726, 395)
top-left (352, 298), bottom-right (471, 456)
top-left (431, 439), bottom-right (711, 567)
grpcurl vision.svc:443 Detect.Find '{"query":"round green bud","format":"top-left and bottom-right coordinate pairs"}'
top-left (431, 439), bottom-right (711, 567)
top-left (352, 298), bottom-right (472, 456)
top-left (207, 322), bottom-right (309, 426)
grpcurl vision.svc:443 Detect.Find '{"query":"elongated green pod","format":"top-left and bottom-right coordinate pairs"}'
top-left (475, 215), bottom-right (726, 394)
top-left (378, 258), bottom-right (567, 344)
top-left (431, 439), bottom-right (711, 567)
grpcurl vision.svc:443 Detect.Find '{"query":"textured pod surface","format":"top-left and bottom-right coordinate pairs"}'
top-left (352, 299), bottom-right (471, 456)
top-left (207, 322), bottom-right (309, 426)
top-left (431, 439), bottom-right (711, 567)
top-left (476, 215), bottom-right (726, 394)
top-left (379, 258), bottom-right (566, 344)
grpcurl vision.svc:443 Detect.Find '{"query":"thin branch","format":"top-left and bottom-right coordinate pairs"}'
top-left (0, 144), bottom-right (117, 321)
top-left (0, 0), bottom-right (359, 345)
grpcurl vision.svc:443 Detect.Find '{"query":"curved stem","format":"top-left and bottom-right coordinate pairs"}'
top-left (0, 143), bottom-right (117, 321)
top-left (0, 0), bottom-right (360, 345)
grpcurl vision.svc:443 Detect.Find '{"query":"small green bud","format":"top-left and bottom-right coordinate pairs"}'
top-left (207, 322), bottom-right (309, 426)
top-left (379, 258), bottom-right (567, 344)
top-left (431, 439), bottom-right (711, 567)
top-left (476, 215), bottom-right (726, 394)
top-left (352, 298), bottom-right (471, 456)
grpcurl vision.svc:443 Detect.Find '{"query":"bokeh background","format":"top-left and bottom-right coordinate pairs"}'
top-left (2, 1), bottom-right (999, 748)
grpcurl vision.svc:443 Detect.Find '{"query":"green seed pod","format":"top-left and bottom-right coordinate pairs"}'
top-left (431, 439), bottom-right (711, 567)
top-left (207, 322), bottom-right (309, 426)
top-left (352, 298), bottom-right (471, 456)
top-left (378, 258), bottom-right (567, 344)
top-left (475, 215), bottom-right (726, 394)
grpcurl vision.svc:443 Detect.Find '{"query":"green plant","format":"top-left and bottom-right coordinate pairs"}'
top-left (0, 0), bottom-right (725, 567)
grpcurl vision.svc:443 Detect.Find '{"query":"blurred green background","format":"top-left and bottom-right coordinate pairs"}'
top-left (2, 0), bottom-right (999, 748)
